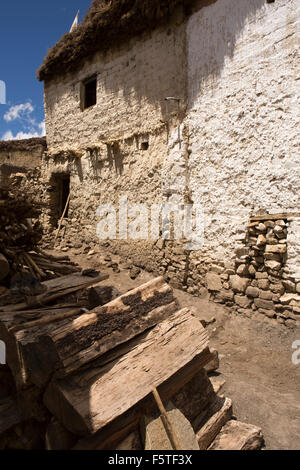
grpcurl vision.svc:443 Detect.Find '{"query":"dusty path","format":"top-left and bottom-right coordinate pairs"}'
top-left (63, 248), bottom-right (300, 450)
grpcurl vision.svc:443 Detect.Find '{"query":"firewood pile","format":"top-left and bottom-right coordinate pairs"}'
top-left (0, 271), bottom-right (264, 450)
top-left (0, 189), bottom-right (80, 301)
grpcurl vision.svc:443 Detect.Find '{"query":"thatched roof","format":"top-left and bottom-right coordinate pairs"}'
top-left (0, 137), bottom-right (47, 153)
top-left (37, 0), bottom-right (196, 82)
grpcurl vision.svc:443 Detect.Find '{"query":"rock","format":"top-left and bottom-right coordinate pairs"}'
top-left (254, 298), bottom-right (274, 310)
top-left (210, 376), bottom-right (226, 395)
top-left (204, 349), bottom-right (219, 373)
top-left (257, 279), bottom-right (269, 290)
top-left (256, 223), bottom-right (267, 232)
top-left (0, 253), bottom-right (9, 281)
top-left (229, 275), bottom-right (250, 293)
top-left (296, 283), bottom-right (300, 294)
top-left (236, 264), bottom-right (249, 276)
top-left (256, 235), bottom-right (266, 247)
top-left (265, 244), bottom-right (287, 254)
top-left (248, 265), bottom-right (256, 277)
top-left (265, 260), bottom-right (282, 271)
top-left (255, 272), bottom-right (268, 279)
top-left (282, 280), bottom-right (296, 293)
top-left (206, 272), bottom-right (222, 291)
top-left (258, 308), bottom-right (275, 319)
top-left (246, 286), bottom-right (259, 298)
top-left (142, 401), bottom-right (199, 450)
top-left (264, 253), bottom-right (282, 262)
top-left (264, 221), bottom-right (275, 229)
top-left (259, 290), bottom-right (273, 300)
top-left (235, 295), bottom-right (252, 308)
top-left (130, 266), bottom-right (141, 279)
top-left (280, 293), bottom-right (300, 305)
top-left (218, 289), bottom-right (234, 302)
top-left (208, 420), bottom-right (264, 450)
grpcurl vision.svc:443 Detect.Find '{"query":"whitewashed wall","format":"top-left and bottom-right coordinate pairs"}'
top-left (185, 0), bottom-right (299, 274)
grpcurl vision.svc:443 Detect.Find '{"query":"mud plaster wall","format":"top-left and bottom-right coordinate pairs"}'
top-left (42, 0), bottom-right (299, 325)
top-left (44, 10), bottom-right (187, 154)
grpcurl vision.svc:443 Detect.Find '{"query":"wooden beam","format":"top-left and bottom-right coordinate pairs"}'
top-left (14, 277), bottom-right (178, 388)
top-left (250, 212), bottom-right (300, 222)
top-left (44, 308), bottom-right (211, 437)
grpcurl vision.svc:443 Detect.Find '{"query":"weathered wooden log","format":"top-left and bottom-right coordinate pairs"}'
top-left (0, 273), bottom-right (109, 389)
top-left (208, 420), bottom-right (264, 450)
top-left (196, 396), bottom-right (233, 450)
top-left (13, 277), bottom-right (178, 387)
top-left (44, 308), bottom-right (211, 439)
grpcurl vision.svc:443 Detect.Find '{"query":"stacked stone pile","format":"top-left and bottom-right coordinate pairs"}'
top-left (206, 218), bottom-right (300, 327)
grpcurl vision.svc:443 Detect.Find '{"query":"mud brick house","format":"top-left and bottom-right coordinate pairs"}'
top-left (0, 138), bottom-right (46, 189)
top-left (36, 0), bottom-right (300, 324)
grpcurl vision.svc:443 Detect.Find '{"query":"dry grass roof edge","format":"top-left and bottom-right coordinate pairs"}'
top-left (37, 0), bottom-right (197, 82)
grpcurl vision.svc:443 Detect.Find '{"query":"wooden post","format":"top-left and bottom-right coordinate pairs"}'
top-left (54, 193), bottom-right (70, 244)
top-left (152, 387), bottom-right (181, 450)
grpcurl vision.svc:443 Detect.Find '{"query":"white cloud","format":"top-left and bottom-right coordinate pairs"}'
top-left (4, 102), bottom-right (34, 122)
top-left (1, 120), bottom-right (46, 141)
top-left (1, 100), bottom-right (46, 141)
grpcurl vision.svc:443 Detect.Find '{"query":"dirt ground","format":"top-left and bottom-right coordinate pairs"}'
top-left (64, 247), bottom-right (300, 450)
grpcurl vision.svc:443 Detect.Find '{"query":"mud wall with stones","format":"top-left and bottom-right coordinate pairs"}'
top-left (41, 0), bottom-right (299, 326)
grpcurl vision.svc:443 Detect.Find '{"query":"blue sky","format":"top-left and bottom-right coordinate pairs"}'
top-left (0, 1), bottom-right (91, 141)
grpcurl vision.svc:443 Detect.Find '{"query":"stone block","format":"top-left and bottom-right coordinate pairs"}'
top-left (245, 286), bottom-right (259, 298)
top-left (254, 298), bottom-right (274, 310)
top-left (206, 272), bottom-right (222, 291)
top-left (229, 275), bottom-right (250, 293)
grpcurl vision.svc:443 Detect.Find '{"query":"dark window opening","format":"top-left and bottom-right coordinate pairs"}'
top-left (82, 77), bottom-right (97, 110)
top-left (141, 142), bottom-right (149, 151)
top-left (266, 0), bottom-right (275, 3)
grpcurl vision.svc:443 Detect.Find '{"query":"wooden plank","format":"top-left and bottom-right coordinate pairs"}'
top-left (74, 352), bottom-right (213, 450)
top-left (14, 277), bottom-right (178, 387)
top-left (250, 212), bottom-right (300, 222)
top-left (44, 308), bottom-right (211, 437)
top-left (0, 273), bottom-right (108, 312)
top-left (196, 396), bottom-right (233, 450)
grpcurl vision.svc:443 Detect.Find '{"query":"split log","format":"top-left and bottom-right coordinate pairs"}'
top-left (208, 420), bottom-right (264, 450)
top-left (196, 396), bottom-right (233, 450)
top-left (14, 277), bottom-right (178, 387)
top-left (44, 308), bottom-right (212, 439)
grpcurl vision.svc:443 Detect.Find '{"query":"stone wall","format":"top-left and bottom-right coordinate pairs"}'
top-left (41, 0), bottom-right (300, 326)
